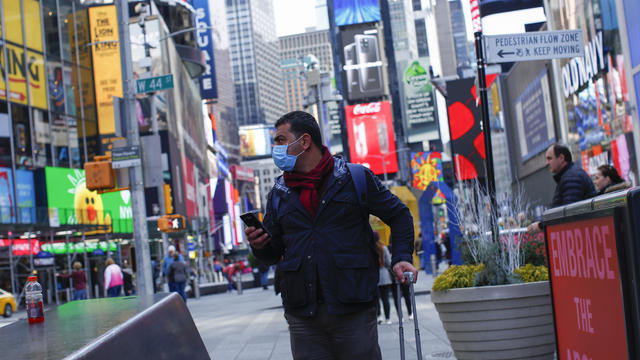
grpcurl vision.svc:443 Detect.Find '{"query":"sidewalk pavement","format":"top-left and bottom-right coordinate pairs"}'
top-left (187, 272), bottom-right (456, 360)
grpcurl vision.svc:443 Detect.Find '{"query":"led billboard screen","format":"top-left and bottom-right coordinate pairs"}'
top-left (339, 24), bottom-right (385, 101)
top-left (345, 101), bottom-right (397, 175)
top-left (334, 0), bottom-right (381, 26)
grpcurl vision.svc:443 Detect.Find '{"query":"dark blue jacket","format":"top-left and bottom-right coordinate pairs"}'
top-left (252, 157), bottom-right (414, 317)
top-left (551, 162), bottom-right (597, 207)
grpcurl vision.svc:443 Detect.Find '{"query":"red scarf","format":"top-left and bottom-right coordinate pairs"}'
top-left (284, 147), bottom-right (334, 218)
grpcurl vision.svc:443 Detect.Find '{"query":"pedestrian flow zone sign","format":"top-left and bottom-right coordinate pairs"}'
top-left (136, 74), bottom-right (174, 94)
top-left (484, 30), bottom-right (584, 63)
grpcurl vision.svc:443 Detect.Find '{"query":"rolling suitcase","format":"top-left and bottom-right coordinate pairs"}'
top-left (398, 271), bottom-right (422, 360)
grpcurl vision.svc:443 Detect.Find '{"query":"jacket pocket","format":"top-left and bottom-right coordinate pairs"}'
top-left (278, 256), bottom-right (307, 308)
top-left (334, 254), bottom-right (376, 304)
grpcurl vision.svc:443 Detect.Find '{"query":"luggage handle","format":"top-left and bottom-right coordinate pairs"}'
top-left (398, 272), bottom-right (422, 360)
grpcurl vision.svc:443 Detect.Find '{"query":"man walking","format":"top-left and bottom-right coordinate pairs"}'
top-left (245, 111), bottom-right (416, 360)
top-left (528, 144), bottom-right (596, 232)
top-left (163, 245), bottom-right (184, 293)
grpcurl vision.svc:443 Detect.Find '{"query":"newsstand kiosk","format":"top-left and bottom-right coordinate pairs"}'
top-left (543, 188), bottom-right (640, 360)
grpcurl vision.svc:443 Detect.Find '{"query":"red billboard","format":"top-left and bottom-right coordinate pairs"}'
top-left (182, 155), bottom-right (196, 218)
top-left (546, 216), bottom-right (629, 360)
top-left (345, 101), bottom-right (398, 175)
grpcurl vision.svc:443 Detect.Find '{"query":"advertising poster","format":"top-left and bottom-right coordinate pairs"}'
top-left (333, 0), bottom-right (381, 26)
top-left (515, 70), bottom-right (555, 162)
top-left (0, 168), bottom-right (36, 224)
top-left (546, 216), bottom-right (629, 360)
top-left (339, 23), bottom-right (385, 101)
top-left (446, 77), bottom-right (493, 180)
top-left (0, 0), bottom-right (47, 109)
top-left (554, 0), bottom-right (636, 182)
top-left (345, 101), bottom-right (398, 175)
top-left (194, 0), bottom-right (218, 99)
top-left (44, 167), bottom-right (132, 233)
top-left (88, 5), bottom-right (123, 136)
top-left (400, 58), bottom-right (438, 143)
top-left (182, 156), bottom-right (197, 218)
top-left (410, 152), bottom-right (443, 191)
top-left (69, 9), bottom-right (97, 125)
top-left (239, 125), bottom-right (273, 157)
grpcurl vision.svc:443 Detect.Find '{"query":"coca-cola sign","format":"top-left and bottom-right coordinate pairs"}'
top-left (352, 102), bottom-right (381, 115)
top-left (345, 101), bottom-right (398, 175)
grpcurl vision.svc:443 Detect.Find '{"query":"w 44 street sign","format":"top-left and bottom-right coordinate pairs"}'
top-left (484, 30), bottom-right (584, 63)
top-left (136, 74), bottom-right (174, 94)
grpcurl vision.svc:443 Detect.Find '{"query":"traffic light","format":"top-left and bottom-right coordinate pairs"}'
top-left (163, 183), bottom-right (173, 214)
top-left (158, 215), bottom-right (185, 232)
top-left (85, 155), bottom-right (115, 190)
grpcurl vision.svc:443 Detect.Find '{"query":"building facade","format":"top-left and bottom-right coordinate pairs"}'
top-left (279, 29), bottom-right (334, 73)
top-left (226, 0), bottom-right (285, 125)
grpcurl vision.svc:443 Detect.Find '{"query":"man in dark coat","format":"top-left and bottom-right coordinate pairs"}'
top-left (245, 111), bottom-right (416, 360)
top-left (528, 144), bottom-right (597, 232)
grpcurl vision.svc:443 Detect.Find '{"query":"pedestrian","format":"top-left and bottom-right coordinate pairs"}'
top-left (223, 262), bottom-right (238, 292)
top-left (245, 111), bottom-right (416, 360)
top-left (375, 235), bottom-right (393, 325)
top-left (163, 245), bottom-right (184, 293)
top-left (104, 258), bottom-right (124, 298)
top-left (168, 252), bottom-right (188, 302)
top-left (122, 261), bottom-right (135, 296)
top-left (213, 258), bottom-right (223, 282)
top-left (594, 164), bottom-right (630, 195)
top-left (528, 144), bottom-right (597, 233)
top-left (57, 261), bottom-right (87, 301)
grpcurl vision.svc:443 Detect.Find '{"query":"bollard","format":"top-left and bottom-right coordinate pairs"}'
top-left (193, 277), bottom-right (200, 299)
top-left (430, 254), bottom-right (437, 275)
top-left (236, 273), bottom-right (243, 295)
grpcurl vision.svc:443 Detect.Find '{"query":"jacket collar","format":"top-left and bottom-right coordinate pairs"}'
top-left (553, 162), bottom-right (574, 183)
top-left (273, 156), bottom-right (348, 193)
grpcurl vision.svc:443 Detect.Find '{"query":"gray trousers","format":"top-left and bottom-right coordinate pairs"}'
top-left (284, 304), bottom-right (382, 360)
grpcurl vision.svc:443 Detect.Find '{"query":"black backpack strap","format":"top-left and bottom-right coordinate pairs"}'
top-left (347, 163), bottom-right (368, 211)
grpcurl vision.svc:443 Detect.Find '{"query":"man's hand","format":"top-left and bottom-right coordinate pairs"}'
top-left (527, 221), bottom-right (541, 234)
top-left (392, 261), bottom-right (418, 284)
top-left (245, 226), bottom-right (271, 249)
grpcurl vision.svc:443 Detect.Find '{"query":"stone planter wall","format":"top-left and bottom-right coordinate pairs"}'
top-left (431, 281), bottom-right (555, 360)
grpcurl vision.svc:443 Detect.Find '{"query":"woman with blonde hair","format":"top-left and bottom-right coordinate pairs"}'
top-left (104, 258), bottom-right (124, 297)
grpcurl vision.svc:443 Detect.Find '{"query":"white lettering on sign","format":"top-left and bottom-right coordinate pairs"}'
top-left (484, 30), bottom-right (584, 63)
top-left (548, 224), bottom-right (616, 280)
top-left (353, 102), bottom-right (381, 115)
top-left (561, 31), bottom-right (605, 98)
top-left (573, 297), bottom-right (595, 334)
top-left (566, 348), bottom-right (593, 360)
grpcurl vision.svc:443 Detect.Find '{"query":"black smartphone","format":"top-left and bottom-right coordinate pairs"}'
top-left (240, 212), bottom-right (271, 236)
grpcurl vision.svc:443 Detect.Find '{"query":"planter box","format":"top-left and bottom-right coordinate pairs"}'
top-left (432, 281), bottom-right (555, 360)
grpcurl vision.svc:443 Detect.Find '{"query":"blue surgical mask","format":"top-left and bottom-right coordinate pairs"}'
top-left (272, 136), bottom-right (305, 172)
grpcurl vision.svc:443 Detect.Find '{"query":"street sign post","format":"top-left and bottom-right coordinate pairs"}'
top-left (136, 74), bottom-right (174, 94)
top-left (111, 145), bottom-right (141, 169)
top-left (484, 30), bottom-right (584, 63)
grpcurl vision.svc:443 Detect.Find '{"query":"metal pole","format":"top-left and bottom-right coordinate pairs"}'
top-left (118, 0), bottom-right (154, 296)
top-left (51, 232), bottom-right (59, 305)
top-left (66, 234), bottom-right (73, 300)
top-left (8, 233), bottom-right (15, 294)
top-left (82, 231), bottom-right (91, 298)
top-left (473, 32), bottom-right (498, 243)
top-left (28, 232), bottom-right (33, 271)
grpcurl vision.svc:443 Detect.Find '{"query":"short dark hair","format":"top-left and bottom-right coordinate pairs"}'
top-left (598, 164), bottom-right (624, 184)
top-left (275, 111), bottom-right (323, 148)
top-left (552, 144), bottom-right (572, 163)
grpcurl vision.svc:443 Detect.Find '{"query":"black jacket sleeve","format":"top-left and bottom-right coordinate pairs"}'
top-left (364, 168), bottom-right (414, 266)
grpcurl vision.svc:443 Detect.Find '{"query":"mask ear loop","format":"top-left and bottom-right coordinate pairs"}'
top-left (291, 135), bottom-right (307, 157)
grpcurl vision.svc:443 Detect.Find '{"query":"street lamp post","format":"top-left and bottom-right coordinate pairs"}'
top-left (366, 147), bottom-right (410, 185)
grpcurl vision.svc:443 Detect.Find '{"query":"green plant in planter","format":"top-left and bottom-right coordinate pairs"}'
top-left (514, 263), bottom-right (549, 282)
top-left (432, 264), bottom-right (485, 291)
top-left (434, 180), bottom-right (550, 291)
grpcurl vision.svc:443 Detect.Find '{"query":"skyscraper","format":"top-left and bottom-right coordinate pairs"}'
top-left (226, 0), bottom-right (285, 125)
top-left (279, 29), bottom-right (334, 74)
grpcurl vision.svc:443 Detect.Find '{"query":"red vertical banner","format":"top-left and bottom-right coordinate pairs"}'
top-left (182, 156), bottom-right (196, 218)
top-left (345, 101), bottom-right (398, 175)
top-left (546, 216), bottom-right (629, 359)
